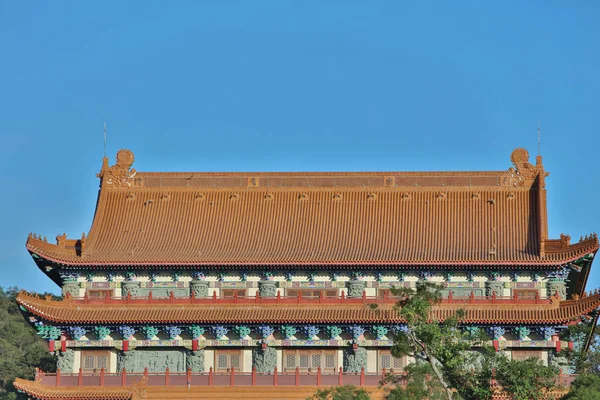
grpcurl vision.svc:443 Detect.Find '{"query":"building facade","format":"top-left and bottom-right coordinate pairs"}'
top-left (15, 148), bottom-right (600, 398)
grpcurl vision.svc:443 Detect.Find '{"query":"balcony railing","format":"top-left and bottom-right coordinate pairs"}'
top-left (69, 290), bottom-right (553, 306)
top-left (35, 367), bottom-right (400, 388)
top-left (34, 368), bottom-right (577, 389)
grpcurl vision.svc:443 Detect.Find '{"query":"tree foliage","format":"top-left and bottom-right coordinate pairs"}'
top-left (377, 282), bottom-right (559, 400)
top-left (0, 287), bottom-right (56, 400)
top-left (306, 385), bottom-right (371, 400)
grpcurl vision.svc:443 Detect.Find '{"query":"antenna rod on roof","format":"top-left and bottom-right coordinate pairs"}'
top-left (537, 120), bottom-right (541, 157)
top-left (103, 121), bottom-right (107, 158)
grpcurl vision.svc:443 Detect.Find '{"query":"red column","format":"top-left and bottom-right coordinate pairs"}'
top-left (317, 367), bottom-right (321, 386)
top-left (121, 368), bottom-right (127, 386)
top-left (165, 367), bottom-right (170, 386)
top-left (338, 367), bottom-right (343, 385)
top-left (273, 367), bottom-right (278, 386)
top-left (56, 368), bottom-right (61, 387)
top-left (230, 367), bottom-right (235, 387)
top-left (208, 367), bottom-right (213, 386)
top-left (100, 368), bottom-right (105, 387)
top-left (78, 368), bottom-right (83, 386)
top-left (295, 367), bottom-right (300, 386)
top-left (61, 339), bottom-right (66, 353)
top-left (252, 366), bottom-right (256, 386)
top-left (49, 339), bottom-right (55, 353)
top-left (192, 339), bottom-right (198, 351)
top-left (360, 367), bottom-right (365, 386)
top-left (144, 367), bottom-right (148, 379)
top-left (123, 339), bottom-right (129, 352)
top-left (187, 367), bottom-right (192, 385)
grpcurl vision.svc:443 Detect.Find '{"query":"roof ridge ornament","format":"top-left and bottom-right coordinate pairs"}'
top-left (507, 148), bottom-right (547, 187)
top-left (97, 149), bottom-right (137, 188)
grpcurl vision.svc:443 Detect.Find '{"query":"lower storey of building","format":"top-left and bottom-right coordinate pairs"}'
top-left (56, 345), bottom-right (560, 375)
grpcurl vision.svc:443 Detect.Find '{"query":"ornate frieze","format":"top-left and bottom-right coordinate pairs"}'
top-left (513, 326), bottom-right (531, 340)
top-left (258, 281), bottom-right (277, 297)
top-left (68, 326), bottom-right (86, 340)
top-left (325, 326), bottom-right (343, 340)
top-left (279, 325), bottom-right (297, 340)
top-left (347, 281), bottom-right (366, 298)
top-left (299, 325), bottom-right (319, 339)
top-left (232, 326), bottom-right (251, 339)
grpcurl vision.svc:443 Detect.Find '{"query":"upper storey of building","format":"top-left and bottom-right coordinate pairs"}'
top-left (26, 148), bottom-right (598, 269)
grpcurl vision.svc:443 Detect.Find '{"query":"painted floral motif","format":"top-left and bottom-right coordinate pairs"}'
top-left (93, 326), bottom-right (111, 340)
top-left (171, 271), bottom-right (180, 282)
top-left (513, 326), bottom-right (531, 340)
top-left (307, 271), bottom-right (317, 282)
top-left (141, 326), bottom-right (159, 340)
top-left (233, 325), bottom-right (252, 339)
top-left (464, 326), bottom-right (480, 337)
top-left (258, 325), bottom-right (275, 339)
top-left (106, 272), bottom-right (116, 282)
top-left (163, 325), bottom-right (182, 340)
top-left (466, 271), bottom-right (476, 282)
top-left (536, 326), bottom-right (556, 341)
top-left (510, 271), bottom-right (520, 282)
top-left (396, 272), bottom-right (406, 282)
top-left (210, 325), bottom-right (229, 339)
top-left (300, 325), bottom-right (320, 339)
top-left (117, 325), bottom-right (136, 340)
top-left (186, 325), bottom-right (205, 339)
top-left (284, 271), bottom-right (295, 282)
top-left (239, 270), bottom-right (249, 282)
top-left (36, 325), bottom-right (61, 340)
top-left (419, 271), bottom-right (432, 281)
top-left (325, 326), bottom-right (343, 339)
top-left (279, 325), bottom-right (297, 339)
top-left (124, 271), bottom-right (136, 281)
top-left (489, 271), bottom-right (501, 281)
top-left (391, 325), bottom-right (410, 335)
top-left (192, 271), bottom-right (205, 281)
top-left (85, 272), bottom-right (95, 282)
top-left (370, 325), bottom-right (389, 339)
top-left (329, 271), bottom-right (340, 282)
top-left (486, 326), bottom-right (506, 340)
top-left (68, 326), bottom-right (86, 340)
top-left (262, 271), bottom-right (273, 281)
top-left (351, 271), bottom-right (363, 281)
top-left (148, 271), bottom-right (158, 282)
top-left (375, 271), bottom-right (384, 283)
top-left (346, 324), bottom-right (365, 340)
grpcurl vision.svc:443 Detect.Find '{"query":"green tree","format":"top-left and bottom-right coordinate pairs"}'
top-left (306, 385), bottom-right (371, 400)
top-left (377, 282), bottom-right (559, 400)
top-left (562, 373), bottom-right (600, 400)
top-left (0, 287), bottom-right (57, 400)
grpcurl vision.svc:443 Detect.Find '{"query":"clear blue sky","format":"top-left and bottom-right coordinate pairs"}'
top-left (0, 1), bottom-right (598, 295)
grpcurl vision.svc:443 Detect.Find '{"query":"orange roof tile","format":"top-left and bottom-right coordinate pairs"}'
top-left (13, 378), bottom-right (132, 400)
top-left (17, 291), bottom-right (600, 325)
top-left (26, 148), bottom-right (599, 267)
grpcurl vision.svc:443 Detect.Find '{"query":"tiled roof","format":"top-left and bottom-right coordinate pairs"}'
top-left (17, 291), bottom-right (600, 325)
top-left (25, 148), bottom-right (599, 267)
top-left (13, 378), bottom-right (131, 400)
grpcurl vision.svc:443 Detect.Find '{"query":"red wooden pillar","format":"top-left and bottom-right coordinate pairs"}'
top-left (295, 367), bottom-right (300, 386)
top-left (100, 368), bottom-right (105, 387)
top-left (121, 368), bottom-right (127, 386)
top-left (165, 367), bottom-right (170, 386)
top-left (448, 290), bottom-right (453, 303)
top-left (123, 339), bottom-right (129, 352)
top-left (381, 367), bottom-right (386, 382)
top-left (317, 367), bottom-right (321, 386)
top-left (78, 368), bottom-right (83, 386)
top-left (192, 338), bottom-right (198, 351)
top-left (252, 366), bottom-right (256, 386)
top-left (360, 367), bottom-right (365, 386)
top-left (208, 367), bottom-right (213, 386)
top-left (49, 339), bottom-right (55, 353)
top-left (187, 367), bottom-right (192, 385)
top-left (338, 367), bottom-right (343, 385)
top-left (61, 339), bottom-right (67, 353)
top-left (56, 368), bottom-right (61, 387)
top-left (230, 367), bottom-right (235, 387)
top-left (273, 367), bottom-right (278, 386)
top-left (144, 367), bottom-right (148, 379)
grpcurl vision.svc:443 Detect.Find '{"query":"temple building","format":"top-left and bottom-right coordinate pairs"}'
top-left (15, 148), bottom-right (600, 399)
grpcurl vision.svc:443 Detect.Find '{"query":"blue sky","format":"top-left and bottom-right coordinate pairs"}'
top-left (0, 1), bottom-right (598, 294)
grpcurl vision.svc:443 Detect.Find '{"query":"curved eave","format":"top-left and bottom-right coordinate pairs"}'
top-left (14, 378), bottom-right (131, 400)
top-left (17, 291), bottom-right (600, 326)
top-left (25, 239), bottom-right (599, 269)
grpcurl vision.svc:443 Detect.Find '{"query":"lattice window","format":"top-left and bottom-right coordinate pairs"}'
top-left (378, 350), bottom-right (405, 372)
top-left (512, 350), bottom-right (543, 361)
top-left (87, 290), bottom-right (113, 299)
top-left (283, 350), bottom-right (337, 372)
top-left (81, 350), bottom-right (110, 373)
top-left (221, 289), bottom-right (246, 298)
top-left (215, 350), bottom-right (243, 371)
top-left (286, 289), bottom-right (337, 298)
top-left (513, 289), bottom-right (538, 300)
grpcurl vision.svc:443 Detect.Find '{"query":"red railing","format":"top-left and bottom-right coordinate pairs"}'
top-left (35, 367), bottom-right (402, 388)
top-left (68, 289), bottom-right (553, 306)
top-left (33, 368), bottom-right (577, 389)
